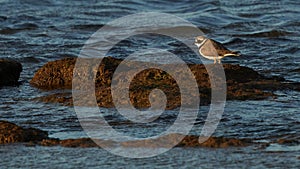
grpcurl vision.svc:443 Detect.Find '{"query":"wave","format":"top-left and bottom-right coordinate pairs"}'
top-left (234, 30), bottom-right (294, 38)
top-left (71, 24), bottom-right (105, 31)
top-left (0, 23), bottom-right (38, 35)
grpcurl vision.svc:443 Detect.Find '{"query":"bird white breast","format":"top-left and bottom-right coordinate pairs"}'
top-left (199, 51), bottom-right (224, 60)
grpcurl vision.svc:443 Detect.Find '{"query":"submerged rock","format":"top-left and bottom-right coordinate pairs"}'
top-left (39, 138), bottom-right (100, 148)
top-left (0, 120), bottom-right (251, 148)
top-left (39, 134), bottom-right (250, 148)
top-left (0, 121), bottom-right (273, 149)
top-left (120, 134), bottom-right (250, 148)
top-left (39, 138), bottom-right (122, 148)
top-left (0, 120), bottom-right (48, 144)
top-left (30, 57), bottom-right (298, 109)
top-left (0, 59), bottom-right (22, 86)
top-left (277, 138), bottom-right (299, 145)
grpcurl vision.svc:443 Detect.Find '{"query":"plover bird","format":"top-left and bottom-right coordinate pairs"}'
top-left (194, 36), bottom-right (240, 64)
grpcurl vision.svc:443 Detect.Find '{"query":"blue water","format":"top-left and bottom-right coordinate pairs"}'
top-left (0, 0), bottom-right (299, 168)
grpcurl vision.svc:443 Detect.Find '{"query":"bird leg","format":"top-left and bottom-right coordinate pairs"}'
top-left (214, 59), bottom-right (216, 64)
top-left (218, 59), bottom-right (221, 64)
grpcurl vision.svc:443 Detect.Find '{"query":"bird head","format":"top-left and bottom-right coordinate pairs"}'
top-left (194, 36), bottom-right (207, 48)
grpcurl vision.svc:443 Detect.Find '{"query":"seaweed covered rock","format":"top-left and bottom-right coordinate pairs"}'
top-left (30, 57), bottom-right (297, 109)
top-left (0, 121), bottom-right (258, 148)
top-left (0, 121), bottom-right (48, 144)
top-left (30, 58), bottom-right (75, 89)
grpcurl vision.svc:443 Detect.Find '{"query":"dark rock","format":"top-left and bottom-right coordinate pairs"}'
top-left (0, 121), bottom-right (48, 144)
top-left (0, 59), bottom-right (22, 86)
top-left (31, 57), bottom-right (297, 109)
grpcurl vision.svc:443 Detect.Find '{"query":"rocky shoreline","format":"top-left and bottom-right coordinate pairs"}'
top-left (1, 57), bottom-right (299, 149)
top-left (1, 120), bottom-right (299, 149)
top-left (1, 120), bottom-right (250, 148)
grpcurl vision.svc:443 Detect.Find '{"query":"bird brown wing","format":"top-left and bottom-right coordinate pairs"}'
top-left (209, 39), bottom-right (239, 56)
top-left (200, 39), bottom-right (218, 57)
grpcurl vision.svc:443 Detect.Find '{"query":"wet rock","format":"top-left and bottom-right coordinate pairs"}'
top-left (32, 92), bottom-right (73, 106)
top-left (40, 138), bottom-right (116, 148)
top-left (60, 138), bottom-right (116, 148)
top-left (38, 134), bottom-right (250, 148)
top-left (59, 138), bottom-right (98, 148)
top-left (0, 121), bottom-right (253, 148)
top-left (39, 138), bottom-right (60, 146)
top-left (30, 58), bottom-right (75, 89)
top-left (196, 136), bottom-right (250, 148)
top-left (121, 134), bottom-right (250, 148)
top-left (0, 59), bottom-right (22, 86)
top-left (30, 57), bottom-right (297, 109)
top-left (0, 121), bottom-right (48, 144)
top-left (277, 138), bottom-right (299, 146)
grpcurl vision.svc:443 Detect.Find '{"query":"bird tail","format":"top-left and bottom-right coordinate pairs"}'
top-left (224, 51), bottom-right (241, 57)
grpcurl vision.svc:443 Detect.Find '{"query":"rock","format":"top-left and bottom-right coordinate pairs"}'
top-left (59, 138), bottom-right (116, 148)
top-left (196, 136), bottom-right (249, 148)
top-left (277, 138), bottom-right (299, 146)
top-left (0, 121), bottom-right (48, 144)
top-left (120, 134), bottom-right (250, 148)
top-left (32, 92), bottom-right (73, 106)
top-left (38, 134), bottom-right (250, 148)
top-left (0, 121), bottom-right (253, 148)
top-left (39, 138), bottom-right (60, 146)
top-left (59, 138), bottom-right (98, 148)
top-left (31, 57), bottom-right (297, 109)
top-left (39, 138), bottom-right (97, 148)
top-left (0, 59), bottom-right (22, 86)
top-left (30, 58), bottom-right (75, 89)
top-left (39, 138), bottom-right (116, 148)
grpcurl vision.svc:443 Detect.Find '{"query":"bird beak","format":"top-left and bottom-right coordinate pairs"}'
top-left (194, 42), bottom-right (201, 48)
